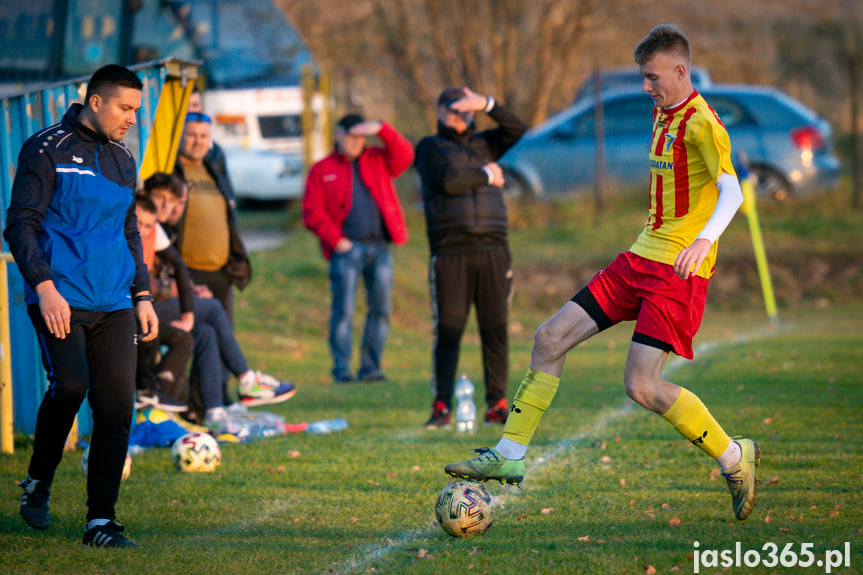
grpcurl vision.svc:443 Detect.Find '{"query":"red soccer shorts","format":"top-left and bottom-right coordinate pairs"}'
top-left (574, 251), bottom-right (709, 359)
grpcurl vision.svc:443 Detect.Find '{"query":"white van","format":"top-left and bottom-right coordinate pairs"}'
top-left (0, 0), bottom-right (326, 201)
top-left (134, 0), bottom-right (325, 201)
top-left (205, 86), bottom-right (308, 202)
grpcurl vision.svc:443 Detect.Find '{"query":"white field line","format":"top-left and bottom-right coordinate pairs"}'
top-left (338, 324), bottom-right (784, 574)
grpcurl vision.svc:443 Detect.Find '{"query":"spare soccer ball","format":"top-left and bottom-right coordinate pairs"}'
top-left (435, 480), bottom-right (495, 537)
top-left (81, 446), bottom-right (132, 480)
top-left (171, 432), bottom-right (221, 472)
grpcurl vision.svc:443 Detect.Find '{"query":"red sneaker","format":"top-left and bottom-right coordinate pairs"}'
top-left (424, 400), bottom-right (451, 429)
top-left (484, 398), bottom-right (509, 424)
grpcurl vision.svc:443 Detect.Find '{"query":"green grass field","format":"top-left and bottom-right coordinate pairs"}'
top-left (1, 194), bottom-right (862, 574)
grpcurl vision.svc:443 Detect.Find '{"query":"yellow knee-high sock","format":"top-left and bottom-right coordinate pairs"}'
top-left (502, 369), bottom-right (559, 446)
top-left (661, 387), bottom-right (731, 459)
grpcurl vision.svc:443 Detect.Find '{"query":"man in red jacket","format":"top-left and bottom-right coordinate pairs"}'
top-left (303, 114), bottom-right (414, 382)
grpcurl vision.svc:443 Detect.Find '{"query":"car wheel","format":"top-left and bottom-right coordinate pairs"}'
top-left (502, 170), bottom-right (535, 202)
top-left (750, 165), bottom-right (792, 201)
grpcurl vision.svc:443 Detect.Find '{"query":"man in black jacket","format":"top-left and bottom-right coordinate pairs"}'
top-left (415, 87), bottom-right (527, 429)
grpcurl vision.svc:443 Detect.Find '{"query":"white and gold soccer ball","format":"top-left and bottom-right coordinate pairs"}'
top-left (171, 432), bottom-right (221, 472)
top-left (81, 446), bottom-right (132, 480)
top-left (435, 480), bottom-right (495, 537)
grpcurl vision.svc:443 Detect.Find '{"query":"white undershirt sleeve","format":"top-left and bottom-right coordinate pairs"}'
top-left (481, 165), bottom-right (495, 184)
top-left (696, 172), bottom-right (744, 243)
top-left (154, 223), bottom-right (172, 252)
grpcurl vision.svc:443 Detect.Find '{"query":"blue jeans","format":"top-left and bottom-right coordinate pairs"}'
top-left (329, 241), bottom-right (393, 378)
top-left (155, 297), bottom-right (249, 409)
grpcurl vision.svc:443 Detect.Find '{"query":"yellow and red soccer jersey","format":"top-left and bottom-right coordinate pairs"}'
top-left (630, 91), bottom-right (737, 279)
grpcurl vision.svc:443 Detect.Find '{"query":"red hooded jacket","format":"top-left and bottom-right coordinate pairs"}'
top-left (302, 122), bottom-right (414, 259)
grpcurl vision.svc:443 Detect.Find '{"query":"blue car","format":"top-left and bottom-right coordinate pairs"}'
top-left (499, 85), bottom-right (840, 200)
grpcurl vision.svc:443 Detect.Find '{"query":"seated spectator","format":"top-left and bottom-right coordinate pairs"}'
top-left (134, 194), bottom-right (193, 413)
top-left (140, 173), bottom-right (296, 431)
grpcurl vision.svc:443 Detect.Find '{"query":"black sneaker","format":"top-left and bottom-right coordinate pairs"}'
top-left (151, 391), bottom-right (188, 413)
top-left (82, 520), bottom-right (138, 548)
top-left (136, 389), bottom-right (187, 413)
top-left (19, 477), bottom-right (51, 530)
top-left (358, 370), bottom-right (388, 382)
top-left (134, 389), bottom-right (155, 410)
top-left (424, 401), bottom-right (451, 429)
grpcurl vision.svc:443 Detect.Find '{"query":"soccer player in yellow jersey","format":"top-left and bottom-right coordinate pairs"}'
top-left (446, 24), bottom-right (760, 521)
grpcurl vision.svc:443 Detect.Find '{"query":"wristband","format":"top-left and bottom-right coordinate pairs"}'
top-left (133, 293), bottom-right (154, 304)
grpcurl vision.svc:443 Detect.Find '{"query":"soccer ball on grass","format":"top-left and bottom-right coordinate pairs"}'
top-left (171, 432), bottom-right (222, 472)
top-left (435, 480), bottom-right (495, 537)
top-left (81, 446), bottom-right (132, 480)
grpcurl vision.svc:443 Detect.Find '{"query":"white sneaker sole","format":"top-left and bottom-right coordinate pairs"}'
top-left (239, 388), bottom-right (297, 407)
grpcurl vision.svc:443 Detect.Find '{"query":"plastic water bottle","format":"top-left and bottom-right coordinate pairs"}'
top-left (251, 412), bottom-right (286, 438)
top-left (230, 410), bottom-right (285, 438)
top-left (455, 373), bottom-right (476, 433)
top-left (306, 418), bottom-right (349, 434)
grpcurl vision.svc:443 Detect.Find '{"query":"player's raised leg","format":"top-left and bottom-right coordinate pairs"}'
top-left (445, 302), bottom-right (597, 484)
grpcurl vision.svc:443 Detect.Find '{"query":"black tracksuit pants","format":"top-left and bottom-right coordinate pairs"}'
top-left (26, 304), bottom-right (137, 522)
top-left (430, 244), bottom-right (512, 409)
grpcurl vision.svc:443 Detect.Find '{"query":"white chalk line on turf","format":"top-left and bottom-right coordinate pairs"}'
top-left (338, 324), bottom-right (783, 574)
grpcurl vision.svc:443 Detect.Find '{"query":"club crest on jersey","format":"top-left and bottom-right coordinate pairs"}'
top-left (664, 134), bottom-right (676, 152)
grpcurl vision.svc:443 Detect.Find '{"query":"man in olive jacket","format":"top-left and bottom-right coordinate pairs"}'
top-left (172, 112), bottom-right (251, 324)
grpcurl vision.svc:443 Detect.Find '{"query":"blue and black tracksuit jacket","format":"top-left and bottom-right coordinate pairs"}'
top-left (3, 103), bottom-right (149, 311)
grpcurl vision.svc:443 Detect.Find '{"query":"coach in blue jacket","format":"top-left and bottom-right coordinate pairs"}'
top-left (3, 64), bottom-right (157, 548)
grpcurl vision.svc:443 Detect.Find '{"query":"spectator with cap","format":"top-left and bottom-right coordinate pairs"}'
top-left (414, 86), bottom-right (527, 429)
top-left (302, 114), bottom-right (414, 383)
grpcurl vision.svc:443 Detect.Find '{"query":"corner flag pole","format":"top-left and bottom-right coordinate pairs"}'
top-left (736, 155), bottom-right (778, 323)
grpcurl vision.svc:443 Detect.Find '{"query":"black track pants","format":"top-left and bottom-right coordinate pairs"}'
top-left (27, 305), bottom-right (137, 522)
top-left (429, 245), bottom-right (512, 408)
